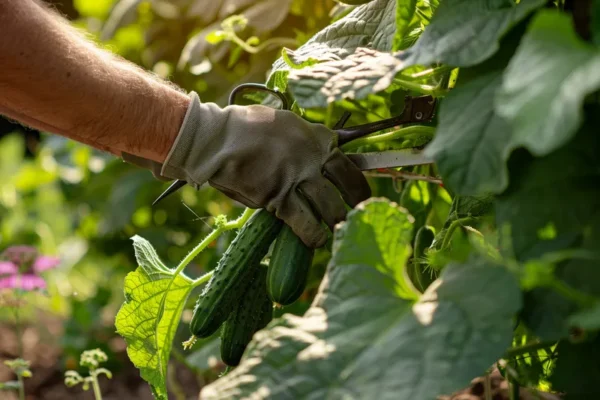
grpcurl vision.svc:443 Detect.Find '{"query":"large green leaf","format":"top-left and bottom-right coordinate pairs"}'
top-left (424, 71), bottom-right (512, 195)
top-left (268, 0), bottom-right (398, 92)
top-left (280, 0), bottom-right (543, 108)
top-left (496, 120), bottom-right (600, 340)
top-left (115, 236), bottom-right (193, 400)
top-left (200, 199), bottom-right (522, 400)
top-left (408, 0), bottom-right (544, 67)
top-left (495, 10), bottom-right (600, 158)
top-left (426, 10), bottom-right (600, 196)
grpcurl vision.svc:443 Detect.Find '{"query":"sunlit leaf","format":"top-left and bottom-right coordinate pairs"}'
top-left (279, 0), bottom-right (543, 107)
top-left (116, 236), bottom-right (193, 400)
top-left (200, 199), bottom-right (522, 400)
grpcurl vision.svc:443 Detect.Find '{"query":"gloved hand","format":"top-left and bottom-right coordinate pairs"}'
top-left (138, 92), bottom-right (370, 248)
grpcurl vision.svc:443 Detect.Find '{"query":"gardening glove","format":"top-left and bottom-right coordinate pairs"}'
top-left (160, 92), bottom-right (371, 248)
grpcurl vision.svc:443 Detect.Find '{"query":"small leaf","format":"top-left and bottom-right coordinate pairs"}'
top-left (116, 238), bottom-right (194, 400)
top-left (0, 381), bottom-right (21, 390)
top-left (200, 199), bottom-right (522, 400)
top-left (281, 48), bottom-right (320, 69)
top-left (495, 10), bottom-right (600, 158)
top-left (131, 235), bottom-right (171, 279)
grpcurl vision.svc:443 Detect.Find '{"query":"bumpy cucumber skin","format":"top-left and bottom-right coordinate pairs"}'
top-left (407, 226), bottom-right (436, 292)
top-left (220, 265), bottom-right (273, 366)
top-left (267, 224), bottom-right (314, 306)
top-left (190, 210), bottom-right (281, 338)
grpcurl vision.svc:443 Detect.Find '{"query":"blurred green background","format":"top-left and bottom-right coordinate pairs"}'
top-left (0, 0), bottom-right (339, 397)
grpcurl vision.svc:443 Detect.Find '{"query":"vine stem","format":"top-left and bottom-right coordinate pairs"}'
top-left (229, 34), bottom-right (297, 54)
top-left (392, 78), bottom-right (447, 96)
top-left (440, 217), bottom-right (479, 250)
top-left (399, 65), bottom-right (454, 81)
top-left (177, 208), bottom-right (255, 274)
top-left (340, 126), bottom-right (435, 152)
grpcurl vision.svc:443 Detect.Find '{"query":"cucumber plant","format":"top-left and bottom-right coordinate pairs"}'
top-left (115, 1), bottom-right (600, 399)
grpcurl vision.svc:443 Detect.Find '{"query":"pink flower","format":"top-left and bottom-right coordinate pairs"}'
top-left (0, 275), bottom-right (47, 290)
top-left (0, 246), bottom-right (60, 291)
top-left (0, 261), bottom-right (18, 276)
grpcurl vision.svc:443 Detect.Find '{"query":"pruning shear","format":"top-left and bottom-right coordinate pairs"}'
top-left (152, 83), bottom-right (437, 205)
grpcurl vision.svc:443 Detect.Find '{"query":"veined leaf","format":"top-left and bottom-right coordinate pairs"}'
top-left (393, 0), bottom-right (417, 51)
top-left (268, 0), bottom-right (397, 92)
top-left (283, 0), bottom-right (543, 108)
top-left (424, 71), bottom-right (512, 195)
top-left (200, 199), bottom-right (522, 400)
top-left (116, 236), bottom-right (193, 400)
top-left (495, 10), bottom-right (600, 158)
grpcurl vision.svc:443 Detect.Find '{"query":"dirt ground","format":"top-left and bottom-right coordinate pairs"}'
top-left (0, 317), bottom-right (561, 400)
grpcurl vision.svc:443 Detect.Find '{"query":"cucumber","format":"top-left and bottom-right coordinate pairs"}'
top-left (220, 265), bottom-right (273, 366)
top-left (190, 210), bottom-right (282, 338)
top-left (267, 224), bottom-right (314, 306)
top-left (407, 225), bottom-right (436, 292)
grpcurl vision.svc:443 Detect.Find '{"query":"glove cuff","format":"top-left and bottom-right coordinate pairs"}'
top-left (121, 151), bottom-right (169, 181)
top-left (160, 91), bottom-right (227, 187)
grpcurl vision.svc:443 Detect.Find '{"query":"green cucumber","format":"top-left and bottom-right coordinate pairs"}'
top-left (267, 224), bottom-right (314, 306)
top-left (407, 225), bottom-right (436, 292)
top-left (190, 210), bottom-right (282, 338)
top-left (220, 264), bottom-right (273, 366)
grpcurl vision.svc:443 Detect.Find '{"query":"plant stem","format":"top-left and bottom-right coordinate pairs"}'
top-left (12, 286), bottom-right (24, 359)
top-left (440, 217), bottom-right (479, 250)
top-left (504, 341), bottom-right (555, 359)
top-left (177, 208), bottom-right (255, 272)
top-left (400, 65), bottom-right (454, 81)
top-left (229, 34), bottom-right (297, 54)
top-left (483, 372), bottom-right (492, 400)
top-left (91, 375), bottom-right (103, 400)
top-left (191, 270), bottom-right (214, 288)
top-left (392, 78), bottom-right (446, 96)
top-left (341, 126), bottom-right (435, 152)
top-left (17, 375), bottom-right (24, 400)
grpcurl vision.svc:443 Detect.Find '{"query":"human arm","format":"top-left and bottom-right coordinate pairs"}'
top-left (0, 0), bottom-right (371, 248)
top-left (0, 0), bottom-right (189, 162)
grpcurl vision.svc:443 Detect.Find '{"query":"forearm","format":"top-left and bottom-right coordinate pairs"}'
top-left (0, 0), bottom-right (189, 162)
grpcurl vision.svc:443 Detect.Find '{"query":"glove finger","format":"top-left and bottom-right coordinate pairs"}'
top-left (323, 148), bottom-right (371, 207)
top-left (298, 178), bottom-right (347, 230)
top-left (274, 193), bottom-right (328, 249)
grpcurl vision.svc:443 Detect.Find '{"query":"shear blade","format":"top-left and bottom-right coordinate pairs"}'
top-left (347, 149), bottom-right (433, 171)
